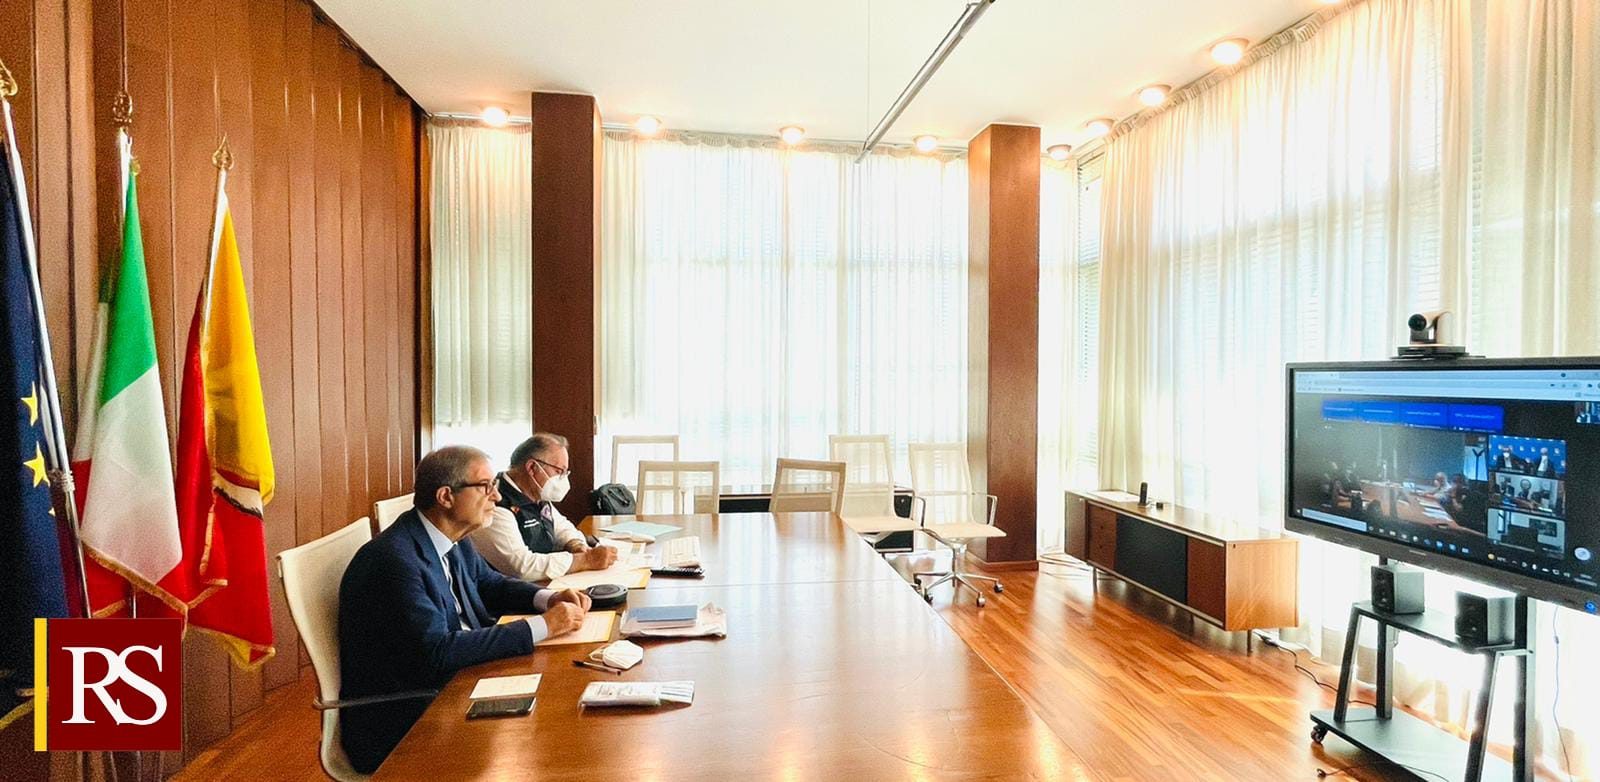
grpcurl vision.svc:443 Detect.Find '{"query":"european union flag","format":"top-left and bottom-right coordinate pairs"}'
top-left (0, 140), bottom-right (69, 721)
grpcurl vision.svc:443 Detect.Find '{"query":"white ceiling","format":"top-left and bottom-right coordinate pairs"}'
top-left (316, 0), bottom-right (1330, 149)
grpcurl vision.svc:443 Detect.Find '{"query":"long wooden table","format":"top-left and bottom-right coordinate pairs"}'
top-left (376, 512), bottom-right (1072, 779)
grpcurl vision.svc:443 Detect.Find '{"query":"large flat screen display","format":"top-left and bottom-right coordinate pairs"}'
top-left (1286, 359), bottom-right (1600, 613)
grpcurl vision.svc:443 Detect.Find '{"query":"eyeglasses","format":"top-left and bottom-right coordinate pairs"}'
top-left (534, 458), bottom-right (571, 478)
top-left (452, 479), bottom-right (498, 494)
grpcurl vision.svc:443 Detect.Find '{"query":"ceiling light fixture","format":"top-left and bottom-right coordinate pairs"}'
top-left (1047, 144), bottom-right (1072, 161)
top-left (1084, 118), bottom-right (1114, 138)
top-left (634, 115), bottom-right (662, 136)
top-left (856, 0), bottom-right (996, 162)
top-left (1138, 84), bottom-right (1170, 107)
top-left (481, 106), bottom-right (510, 127)
top-left (1210, 39), bottom-right (1248, 66)
top-left (779, 126), bottom-right (806, 145)
top-left (914, 135), bottom-right (939, 153)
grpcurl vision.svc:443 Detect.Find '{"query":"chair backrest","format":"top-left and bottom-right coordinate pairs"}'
top-left (908, 443), bottom-right (984, 524)
top-left (372, 493), bottom-right (413, 533)
top-left (770, 458), bottom-right (847, 513)
top-left (636, 460), bottom-right (720, 514)
top-left (611, 435), bottom-right (680, 489)
top-left (276, 518), bottom-right (373, 782)
top-left (828, 434), bottom-right (896, 517)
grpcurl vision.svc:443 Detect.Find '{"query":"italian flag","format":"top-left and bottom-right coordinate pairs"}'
top-left (72, 133), bottom-right (191, 615)
top-left (175, 166), bottom-right (275, 669)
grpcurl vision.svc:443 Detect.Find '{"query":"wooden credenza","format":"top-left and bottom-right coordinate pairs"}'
top-left (1065, 491), bottom-right (1299, 632)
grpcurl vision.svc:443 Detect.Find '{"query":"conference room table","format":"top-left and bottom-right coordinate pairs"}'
top-left (375, 512), bottom-right (1072, 780)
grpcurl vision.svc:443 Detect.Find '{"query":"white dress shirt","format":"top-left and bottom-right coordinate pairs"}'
top-left (469, 473), bottom-right (587, 581)
top-left (421, 511), bottom-right (550, 643)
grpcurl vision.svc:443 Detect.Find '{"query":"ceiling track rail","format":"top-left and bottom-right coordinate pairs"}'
top-left (855, 0), bottom-right (996, 163)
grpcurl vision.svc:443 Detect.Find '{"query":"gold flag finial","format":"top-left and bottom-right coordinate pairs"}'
top-left (0, 60), bottom-right (17, 99)
top-left (212, 134), bottom-right (233, 171)
top-left (112, 91), bottom-right (133, 127)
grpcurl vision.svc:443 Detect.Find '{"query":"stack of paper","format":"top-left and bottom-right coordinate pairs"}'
top-left (468, 674), bottom-right (542, 701)
top-left (620, 603), bottom-right (727, 638)
top-left (497, 610), bottom-right (619, 646)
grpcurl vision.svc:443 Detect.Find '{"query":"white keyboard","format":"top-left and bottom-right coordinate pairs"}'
top-left (660, 535), bottom-right (701, 568)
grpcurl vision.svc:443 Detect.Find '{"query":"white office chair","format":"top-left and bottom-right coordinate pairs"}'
top-left (277, 518), bottom-right (435, 781)
top-left (770, 458), bottom-right (847, 513)
top-left (372, 493), bottom-right (413, 533)
top-left (610, 435), bottom-right (680, 493)
top-left (828, 434), bottom-right (898, 518)
top-left (636, 460), bottom-right (721, 514)
top-left (908, 443), bottom-right (1006, 606)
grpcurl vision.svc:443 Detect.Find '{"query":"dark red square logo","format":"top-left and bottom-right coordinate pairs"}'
top-left (42, 618), bottom-right (183, 751)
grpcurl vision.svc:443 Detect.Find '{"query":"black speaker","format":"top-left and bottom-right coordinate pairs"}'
top-left (1371, 564), bottom-right (1425, 614)
top-left (1455, 592), bottom-right (1514, 646)
top-left (1138, 482), bottom-right (1149, 507)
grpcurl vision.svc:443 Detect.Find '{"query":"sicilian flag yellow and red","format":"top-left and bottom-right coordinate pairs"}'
top-left (171, 161), bottom-right (275, 669)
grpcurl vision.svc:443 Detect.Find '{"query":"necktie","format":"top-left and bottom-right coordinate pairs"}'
top-left (445, 548), bottom-right (481, 630)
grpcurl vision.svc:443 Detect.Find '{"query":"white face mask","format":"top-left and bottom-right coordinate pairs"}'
top-left (591, 640), bottom-right (643, 670)
top-left (540, 471), bottom-right (571, 503)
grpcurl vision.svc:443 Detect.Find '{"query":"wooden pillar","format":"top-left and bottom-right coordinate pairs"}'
top-left (530, 92), bottom-right (601, 516)
top-left (967, 124), bottom-right (1040, 565)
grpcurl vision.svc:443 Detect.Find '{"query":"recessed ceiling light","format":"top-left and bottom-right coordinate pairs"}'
top-left (1047, 144), bottom-right (1072, 161)
top-left (914, 135), bottom-right (939, 153)
top-left (1138, 84), bottom-right (1170, 107)
top-left (779, 126), bottom-right (806, 145)
top-left (635, 115), bottom-right (662, 136)
top-left (1211, 39), bottom-right (1248, 66)
top-left (1084, 118), bottom-right (1114, 138)
top-left (481, 106), bottom-right (510, 127)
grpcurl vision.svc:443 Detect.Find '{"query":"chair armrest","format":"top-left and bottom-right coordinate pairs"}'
top-left (909, 495), bottom-right (928, 526)
top-left (314, 689), bottom-right (437, 711)
top-left (984, 494), bottom-right (998, 526)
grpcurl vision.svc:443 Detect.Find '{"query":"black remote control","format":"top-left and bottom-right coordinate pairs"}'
top-left (650, 566), bottom-right (705, 578)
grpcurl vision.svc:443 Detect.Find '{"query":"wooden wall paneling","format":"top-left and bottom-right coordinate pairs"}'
top-left (283, 0), bottom-right (322, 549)
top-left (359, 65), bottom-right (386, 506)
top-left (965, 123), bottom-right (1040, 565)
top-left (169, 0), bottom-right (236, 756)
top-left (338, 44), bottom-right (367, 526)
top-left (383, 90), bottom-right (401, 494)
top-left (31, 0), bottom-right (75, 417)
top-left (311, 20), bottom-right (347, 537)
top-left (393, 94), bottom-right (415, 488)
top-left (0, 0), bottom-right (37, 230)
top-left (530, 92), bottom-right (600, 516)
top-left (415, 121), bottom-right (432, 458)
top-left (64, 0), bottom-right (99, 419)
top-left (401, 103), bottom-right (417, 486)
top-left (247, 0), bottom-right (300, 695)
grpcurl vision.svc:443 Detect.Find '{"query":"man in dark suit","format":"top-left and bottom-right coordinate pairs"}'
top-left (338, 445), bottom-right (590, 773)
top-left (1493, 446), bottom-right (1525, 472)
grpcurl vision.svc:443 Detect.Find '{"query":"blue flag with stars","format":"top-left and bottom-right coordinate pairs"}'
top-left (0, 140), bottom-right (69, 723)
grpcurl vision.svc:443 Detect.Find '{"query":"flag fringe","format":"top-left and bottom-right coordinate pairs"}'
top-left (191, 626), bottom-right (275, 672)
top-left (81, 547), bottom-right (189, 616)
top-left (0, 698), bottom-right (32, 732)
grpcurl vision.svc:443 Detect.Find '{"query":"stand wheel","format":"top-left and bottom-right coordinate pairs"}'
top-left (994, 583), bottom-right (1004, 594)
top-left (1310, 725), bottom-right (1327, 744)
top-left (976, 595), bottom-right (987, 607)
top-left (924, 591), bottom-right (934, 603)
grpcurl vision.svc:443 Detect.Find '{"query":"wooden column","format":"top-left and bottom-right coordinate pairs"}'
top-left (967, 124), bottom-right (1040, 565)
top-left (530, 92), bottom-right (601, 515)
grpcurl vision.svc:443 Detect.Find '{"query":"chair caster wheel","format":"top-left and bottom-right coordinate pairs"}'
top-left (976, 596), bottom-right (987, 607)
top-left (993, 583), bottom-right (1004, 593)
top-left (924, 591), bottom-right (934, 603)
top-left (1310, 725), bottom-right (1327, 744)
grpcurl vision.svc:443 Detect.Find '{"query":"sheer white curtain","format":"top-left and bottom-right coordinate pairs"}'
top-left (1091, 0), bottom-right (1597, 773)
top-left (429, 122), bottom-right (533, 464)
top-left (599, 133), bottom-right (967, 486)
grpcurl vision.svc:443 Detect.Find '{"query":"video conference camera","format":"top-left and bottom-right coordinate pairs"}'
top-left (1396, 310), bottom-right (1466, 358)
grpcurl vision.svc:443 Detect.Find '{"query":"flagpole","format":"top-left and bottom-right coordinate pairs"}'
top-left (0, 60), bottom-right (92, 617)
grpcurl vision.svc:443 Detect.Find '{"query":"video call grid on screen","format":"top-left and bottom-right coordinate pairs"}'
top-left (1290, 367), bottom-right (1600, 594)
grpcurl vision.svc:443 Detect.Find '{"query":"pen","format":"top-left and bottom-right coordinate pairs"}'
top-left (573, 659), bottom-right (622, 675)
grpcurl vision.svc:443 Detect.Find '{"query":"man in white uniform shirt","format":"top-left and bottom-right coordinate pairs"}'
top-left (471, 433), bottom-right (619, 581)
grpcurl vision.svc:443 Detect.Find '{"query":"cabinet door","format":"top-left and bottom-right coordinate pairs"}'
top-left (1087, 505), bottom-right (1117, 568)
top-left (1186, 539), bottom-right (1227, 622)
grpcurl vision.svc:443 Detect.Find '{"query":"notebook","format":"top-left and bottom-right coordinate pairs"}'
top-left (628, 604), bottom-right (698, 628)
top-left (468, 673), bottom-right (542, 701)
